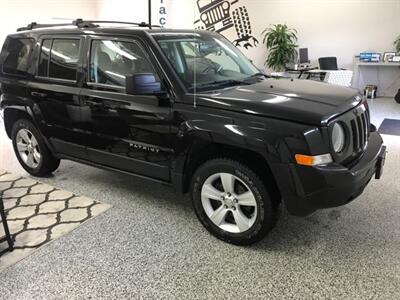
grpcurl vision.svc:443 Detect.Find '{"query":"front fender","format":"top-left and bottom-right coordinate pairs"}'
top-left (172, 109), bottom-right (315, 198)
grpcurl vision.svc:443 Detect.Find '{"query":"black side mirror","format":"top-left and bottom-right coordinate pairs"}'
top-left (126, 73), bottom-right (163, 95)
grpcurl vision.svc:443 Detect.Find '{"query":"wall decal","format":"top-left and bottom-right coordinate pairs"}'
top-left (194, 0), bottom-right (258, 49)
top-left (159, 0), bottom-right (167, 27)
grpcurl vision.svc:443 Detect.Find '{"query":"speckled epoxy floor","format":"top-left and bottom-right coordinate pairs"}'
top-left (0, 98), bottom-right (399, 299)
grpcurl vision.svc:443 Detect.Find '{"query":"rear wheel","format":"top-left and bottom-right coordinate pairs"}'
top-left (191, 158), bottom-right (278, 245)
top-left (11, 119), bottom-right (60, 176)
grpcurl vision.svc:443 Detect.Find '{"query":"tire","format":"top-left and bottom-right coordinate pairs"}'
top-left (233, 6), bottom-right (252, 38)
top-left (191, 158), bottom-right (278, 245)
top-left (11, 119), bottom-right (60, 177)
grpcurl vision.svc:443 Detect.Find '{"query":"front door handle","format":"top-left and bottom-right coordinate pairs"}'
top-left (85, 100), bottom-right (103, 107)
top-left (31, 91), bottom-right (47, 98)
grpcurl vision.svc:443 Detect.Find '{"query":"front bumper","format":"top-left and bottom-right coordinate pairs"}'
top-left (276, 131), bottom-right (385, 216)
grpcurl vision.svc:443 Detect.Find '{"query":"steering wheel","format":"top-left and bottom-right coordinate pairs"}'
top-left (201, 61), bottom-right (223, 74)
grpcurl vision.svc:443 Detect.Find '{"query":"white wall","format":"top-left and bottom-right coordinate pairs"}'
top-left (95, 0), bottom-right (155, 23)
top-left (160, 0), bottom-right (400, 71)
top-left (1, 0), bottom-right (398, 72)
top-left (0, 0), bottom-right (98, 45)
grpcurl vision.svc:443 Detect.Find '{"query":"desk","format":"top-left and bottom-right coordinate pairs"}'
top-left (353, 62), bottom-right (400, 97)
top-left (285, 66), bottom-right (317, 79)
top-left (304, 69), bottom-right (354, 87)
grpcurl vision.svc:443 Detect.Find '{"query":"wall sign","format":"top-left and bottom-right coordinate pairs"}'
top-left (159, 0), bottom-right (167, 27)
top-left (193, 0), bottom-right (258, 49)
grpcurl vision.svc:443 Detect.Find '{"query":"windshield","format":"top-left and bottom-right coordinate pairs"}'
top-left (154, 32), bottom-right (260, 91)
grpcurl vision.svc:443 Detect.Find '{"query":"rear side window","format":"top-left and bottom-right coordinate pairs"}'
top-left (38, 38), bottom-right (80, 81)
top-left (1, 37), bottom-right (34, 76)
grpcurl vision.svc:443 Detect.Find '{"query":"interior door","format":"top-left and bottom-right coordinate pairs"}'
top-left (79, 37), bottom-right (173, 181)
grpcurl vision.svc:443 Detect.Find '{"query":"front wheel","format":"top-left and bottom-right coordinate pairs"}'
top-left (11, 119), bottom-right (60, 177)
top-left (191, 158), bottom-right (278, 245)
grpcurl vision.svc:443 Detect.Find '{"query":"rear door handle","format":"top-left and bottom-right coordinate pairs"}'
top-left (85, 100), bottom-right (103, 107)
top-left (31, 91), bottom-right (47, 98)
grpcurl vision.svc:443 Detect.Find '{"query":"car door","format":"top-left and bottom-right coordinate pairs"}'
top-left (79, 36), bottom-right (173, 181)
top-left (29, 36), bottom-right (88, 159)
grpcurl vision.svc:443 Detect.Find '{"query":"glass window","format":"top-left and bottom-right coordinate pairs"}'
top-left (2, 38), bottom-right (34, 76)
top-left (90, 39), bottom-right (157, 86)
top-left (155, 33), bottom-right (259, 91)
top-left (49, 39), bottom-right (80, 80)
top-left (38, 39), bottom-right (52, 77)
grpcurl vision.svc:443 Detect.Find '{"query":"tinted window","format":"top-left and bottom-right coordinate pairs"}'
top-left (49, 39), bottom-right (80, 80)
top-left (2, 38), bottom-right (34, 76)
top-left (38, 39), bottom-right (52, 77)
top-left (90, 40), bottom-right (157, 86)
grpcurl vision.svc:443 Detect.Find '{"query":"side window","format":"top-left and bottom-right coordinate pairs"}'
top-left (38, 39), bottom-right (51, 77)
top-left (90, 39), bottom-right (157, 87)
top-left (49, 39), bottom-right (80, 80)
top-left (2, 37), bottom-right (34, 76)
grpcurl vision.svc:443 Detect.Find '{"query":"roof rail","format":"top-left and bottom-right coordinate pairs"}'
top-left (17, 18), bottom-right (160, 32)
top-left (76, 19), bottom-right (160, 27)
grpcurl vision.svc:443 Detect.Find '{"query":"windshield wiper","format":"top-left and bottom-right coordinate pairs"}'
top-left (244, 72), bottom-right (269, 80)
top-left (191, 79), bottom-right (252, 91)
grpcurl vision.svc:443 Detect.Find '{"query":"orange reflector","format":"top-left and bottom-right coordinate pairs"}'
top-left (295, 154), bottom-right (315, 166)
top-left (295, 153), bottom-right (333, 166)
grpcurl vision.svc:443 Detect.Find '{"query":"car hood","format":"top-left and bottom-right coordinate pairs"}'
top-left (196, 78), bottom-right (362, 125)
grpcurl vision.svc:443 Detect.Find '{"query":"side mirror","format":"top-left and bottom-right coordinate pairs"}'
top-left (126, 73), bottom-right (163, 95)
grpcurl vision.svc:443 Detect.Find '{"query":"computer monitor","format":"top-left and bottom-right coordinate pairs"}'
top-left (299, 48), bottom-right (309, 64)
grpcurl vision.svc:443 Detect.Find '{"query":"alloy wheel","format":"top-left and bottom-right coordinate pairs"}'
top-left (201, 172), bottom-right (257, 233)
top-left (16, 128), bottom-right (41, 168)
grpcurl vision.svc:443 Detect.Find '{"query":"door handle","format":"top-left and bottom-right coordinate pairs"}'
top-left (31, 91), bottom-right (47, 98)
top-left (85, 100), bottom-right (103, 107)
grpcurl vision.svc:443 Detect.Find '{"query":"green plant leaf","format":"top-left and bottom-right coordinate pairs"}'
top-left (262, 23), bottom-right (299, 71)
top-left (395, 35), bottom-right (400, 52)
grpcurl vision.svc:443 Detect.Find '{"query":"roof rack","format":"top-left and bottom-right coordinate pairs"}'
top-left (17, 18), bottom-right (160, 32)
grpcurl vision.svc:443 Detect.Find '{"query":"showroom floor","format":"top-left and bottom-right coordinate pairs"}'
top-left (0, 98), bottom-right (399, 299)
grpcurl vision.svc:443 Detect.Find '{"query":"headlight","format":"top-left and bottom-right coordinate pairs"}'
top-left (332, 123), bottom-right (346, 153)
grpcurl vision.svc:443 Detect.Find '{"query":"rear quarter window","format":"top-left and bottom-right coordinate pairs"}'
top-left (1, 37), bottom-right (34, 76)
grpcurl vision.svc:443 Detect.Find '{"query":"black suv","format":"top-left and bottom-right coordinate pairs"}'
top-left (0, 20), bottom-right (386, 245)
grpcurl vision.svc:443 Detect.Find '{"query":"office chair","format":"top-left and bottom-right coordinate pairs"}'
top-left (318, 57), bottom-right (338, 70)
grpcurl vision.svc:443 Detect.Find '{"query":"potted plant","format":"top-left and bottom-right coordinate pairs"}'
top-left (262, 24), bottom-right (298, 72)
top-left (395, 36), bottom-right (400, 53)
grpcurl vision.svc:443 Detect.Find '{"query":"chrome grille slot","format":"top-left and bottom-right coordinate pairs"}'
top-left (356, 116), bottom-right (364, 150)
top-left (361, 112), bottom-right (368, 146)
top-left (365, 109), bottom-right (371, 138)
top-left (350, 119), bottom-right (359, 150)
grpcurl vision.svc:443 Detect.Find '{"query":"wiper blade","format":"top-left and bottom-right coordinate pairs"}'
top-left (245, 72), bottom-right (269, 80)
top-left (193, 79), bottom-right (251, 90)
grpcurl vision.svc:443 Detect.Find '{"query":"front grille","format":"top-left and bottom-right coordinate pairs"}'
top-left (350, 106), bottom-right (370, 153)
top-left (329, 101), bottom-right (371, 165)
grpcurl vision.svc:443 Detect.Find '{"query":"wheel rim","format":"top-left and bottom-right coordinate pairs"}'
top-left (201, 172), bottom-right (257, 233)
top-left (16, 128), bottom-right (41, 168)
